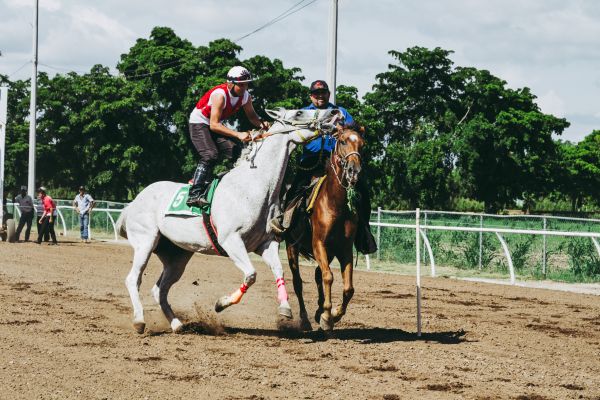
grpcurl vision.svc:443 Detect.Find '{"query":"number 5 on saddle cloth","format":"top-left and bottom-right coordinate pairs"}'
top-left (165, 176), bottom-right (228, 256)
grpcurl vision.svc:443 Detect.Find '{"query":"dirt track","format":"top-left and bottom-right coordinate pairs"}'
top-left (0, 240), bottom-right (599, 399)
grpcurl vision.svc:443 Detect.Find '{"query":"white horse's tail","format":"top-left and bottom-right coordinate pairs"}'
top-left (116, 206), bottom-right (129, 239)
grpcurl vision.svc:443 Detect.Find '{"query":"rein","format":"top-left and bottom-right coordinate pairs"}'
top-left (243, 118), bottom-right (331, 167)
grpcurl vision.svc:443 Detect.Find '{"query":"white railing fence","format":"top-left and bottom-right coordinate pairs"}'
top-left (6, 202), bottom-right (600, 283)
top-left (370, 208), bottom-right (600, 282)
top-left (7, 201), bottom-right (126, 241)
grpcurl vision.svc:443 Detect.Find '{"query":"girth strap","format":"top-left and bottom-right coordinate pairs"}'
top-left (202, 212), bottom-right (228, 257)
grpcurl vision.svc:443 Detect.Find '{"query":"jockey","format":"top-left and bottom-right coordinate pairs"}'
top-left (187, 66), bottom-right (269, 207)
top-left (272, 80), bottom-right (377, 254)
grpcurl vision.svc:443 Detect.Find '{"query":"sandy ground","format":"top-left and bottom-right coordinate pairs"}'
top-left (0, 240), bottom-right (599, 400)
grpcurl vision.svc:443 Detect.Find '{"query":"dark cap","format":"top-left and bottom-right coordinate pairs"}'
top-left (310, 80), bottom-right (329, 92)
top-left (79, 185), bottom-right (85, 190)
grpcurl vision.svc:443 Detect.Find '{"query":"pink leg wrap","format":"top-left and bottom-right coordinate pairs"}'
top-left (276, 278), bottom-right (288, 303)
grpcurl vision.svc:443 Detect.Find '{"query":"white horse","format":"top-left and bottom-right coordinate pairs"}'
top-left (117, 108), bottom-right (340, 334)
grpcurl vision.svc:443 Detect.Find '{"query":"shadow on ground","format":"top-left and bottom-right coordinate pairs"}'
top-left (176, 322), bottom-right (467, 344)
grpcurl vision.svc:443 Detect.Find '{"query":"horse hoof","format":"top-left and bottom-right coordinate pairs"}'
top-left (332, 307), bottom-right (345, 323)
top-left (171, 318), bottom-right (183, 333)
top-left (314, 309), bottom-right (323, 324)
top-left (319, 315), bottom-right (334, 332)
top-left (299, 318), bottom-right (313, 332)
top-left (278, 303), bottom-right (293, 319)
top-left (214, 296), bottom-right (230, 313)
top-left (133, 321), bottom-right (146, 334)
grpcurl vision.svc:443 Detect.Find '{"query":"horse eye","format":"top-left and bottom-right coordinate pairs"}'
top-left (339, 140), bottom-right (346, 146)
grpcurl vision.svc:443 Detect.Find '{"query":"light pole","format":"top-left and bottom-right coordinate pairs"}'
top-left (28, 0), bottom-right (39, 197)
top-left (0, 86), bottom-right (8, 224)
top-left (327, 0), bottom-right (338, 103)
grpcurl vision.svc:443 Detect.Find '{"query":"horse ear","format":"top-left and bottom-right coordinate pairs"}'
top-left (333, 124), bottom-right (344, 138)
top-left (358, 125), bottom-right (365, 136)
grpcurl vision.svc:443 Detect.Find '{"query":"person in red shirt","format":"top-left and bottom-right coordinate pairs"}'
top-left (186, 66), bottom-right (269, 207)
top-left (36, 186), bottom-right (58, 245)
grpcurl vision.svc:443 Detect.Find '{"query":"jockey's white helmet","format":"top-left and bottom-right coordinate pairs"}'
top-left (226, 66), bottom-right (253, 83)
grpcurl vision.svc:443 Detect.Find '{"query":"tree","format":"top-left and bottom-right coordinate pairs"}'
top-left (555, 131), bottom-right (600, 211)
top-left (363, 46), bottom-right (568, 211)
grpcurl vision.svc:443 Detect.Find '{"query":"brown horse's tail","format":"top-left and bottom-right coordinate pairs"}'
top-left (116, 206), bottom-right (129, 239)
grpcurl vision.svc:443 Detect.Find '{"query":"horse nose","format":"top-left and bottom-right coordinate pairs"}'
top-left (348, 162), bottom-right (361, 184)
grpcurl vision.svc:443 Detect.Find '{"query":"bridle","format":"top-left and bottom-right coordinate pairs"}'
top-left (243, 110), bottom-right (340, 168)
top-left (330, 131), bottom-right (362, 189)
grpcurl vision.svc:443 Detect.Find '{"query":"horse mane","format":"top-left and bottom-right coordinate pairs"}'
top-left (234, 144), bottom-right (253, 168)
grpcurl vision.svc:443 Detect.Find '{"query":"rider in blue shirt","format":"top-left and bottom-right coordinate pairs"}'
top-left (271, 80), bottom-right (377, 254)
top-left (301, 80), bottom-right (354, 162)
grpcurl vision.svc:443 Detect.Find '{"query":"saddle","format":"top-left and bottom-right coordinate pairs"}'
top-left (165, 172), bottom-right (229, 256)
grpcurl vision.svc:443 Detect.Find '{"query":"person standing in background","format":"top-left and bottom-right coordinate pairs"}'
top-left (34, 197), bottom-right (49, 242)
top-left (14, 185), bottom-right (34, 242)
top-left (36, 186), bottom-right (58, 245)
top-left (73, 186), bottom-right (95, 243)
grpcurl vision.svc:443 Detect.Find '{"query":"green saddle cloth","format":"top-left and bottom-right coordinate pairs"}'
top-left (166, 179), bottom-right (220, 216)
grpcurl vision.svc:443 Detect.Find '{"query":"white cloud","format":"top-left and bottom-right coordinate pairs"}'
top-left (537, 90), bottom-right (566, 118)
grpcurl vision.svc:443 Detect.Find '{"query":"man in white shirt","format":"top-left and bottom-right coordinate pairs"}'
top-left (186, 66), bottom-right (269, 207)
top-left (73, 186), bottom-right (95, 243)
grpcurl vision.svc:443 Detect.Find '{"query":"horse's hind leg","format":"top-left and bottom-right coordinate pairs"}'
top-left (314, 265), bottom-right (324, 325)
top-left (287, 243), bottom-right (312, 331)
top-left (125, 242), bottom-right (157, 334)
top-left (155, 241), bottom-right (194, 333)
top-left (256, 240), bottom-right (292, 319)
top-left (151, 272), bottom-right (163, 304)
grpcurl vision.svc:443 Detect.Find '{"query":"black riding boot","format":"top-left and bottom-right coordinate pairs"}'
top-left (354, 178), bottom-right (378, 255)
top-left (187, 162), bottom-right (214, 207)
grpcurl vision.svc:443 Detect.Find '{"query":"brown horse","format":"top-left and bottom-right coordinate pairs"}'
top-left (286, 124), bottom-right (365, 331)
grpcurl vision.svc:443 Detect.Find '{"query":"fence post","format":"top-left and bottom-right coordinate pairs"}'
top-left (479, 214), bottom-right (483, 270)
top-left (423, 211), bottom-right (428, 264)
top-left (376, 206), bottom-right (381, 260)
top-left (416, 208), bottom-right (421, 337)
top-left (542, 217), bottom-right (547, 278)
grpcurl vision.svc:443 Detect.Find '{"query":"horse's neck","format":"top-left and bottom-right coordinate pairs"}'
top-left (323, 158), bottom-right (347, 203)
top-left (235, 130), bottom-right (295, 204)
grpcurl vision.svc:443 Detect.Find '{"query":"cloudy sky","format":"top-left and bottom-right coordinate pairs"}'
top-left (1, 0), bottom-right (599, 142)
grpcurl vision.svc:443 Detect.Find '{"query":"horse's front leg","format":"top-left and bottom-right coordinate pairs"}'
top-left (256, 240), bottom-right (292, 319)
top-left (286, 243), bottom-right (312, 331)
top-left (313, 240), bottom-right (334, 331)
top-left (332, 243), bottom-right (355, 323)
top-left (214, 233), bottom-right (257, 312)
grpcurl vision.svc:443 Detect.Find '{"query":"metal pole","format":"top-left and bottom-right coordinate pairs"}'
top-left (416, 209), bottom-right (422, 336)
top-left (376, 206), bottom-right (381, 260)
top-left (27, 0), bottom-right (39, 197)
top-left (423, 211), bottom-right (427, 264)
top-left (479, 214), bottom-right (483, 270)
top-left (0, 86), bottom-right (8, 224)
top-left (327, 0), bottom-right (338, 103)
top-left (542, 217), bottom-right (547, 277)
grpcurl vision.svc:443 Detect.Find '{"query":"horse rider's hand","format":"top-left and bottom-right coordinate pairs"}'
top-left (238, 131), bottom-right (252, 142)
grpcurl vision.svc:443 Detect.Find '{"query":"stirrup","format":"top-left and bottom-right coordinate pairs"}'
top-left (269, 215), bottom-right (286, 235)
top-left (186, 196), bottom-right (208, 208)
